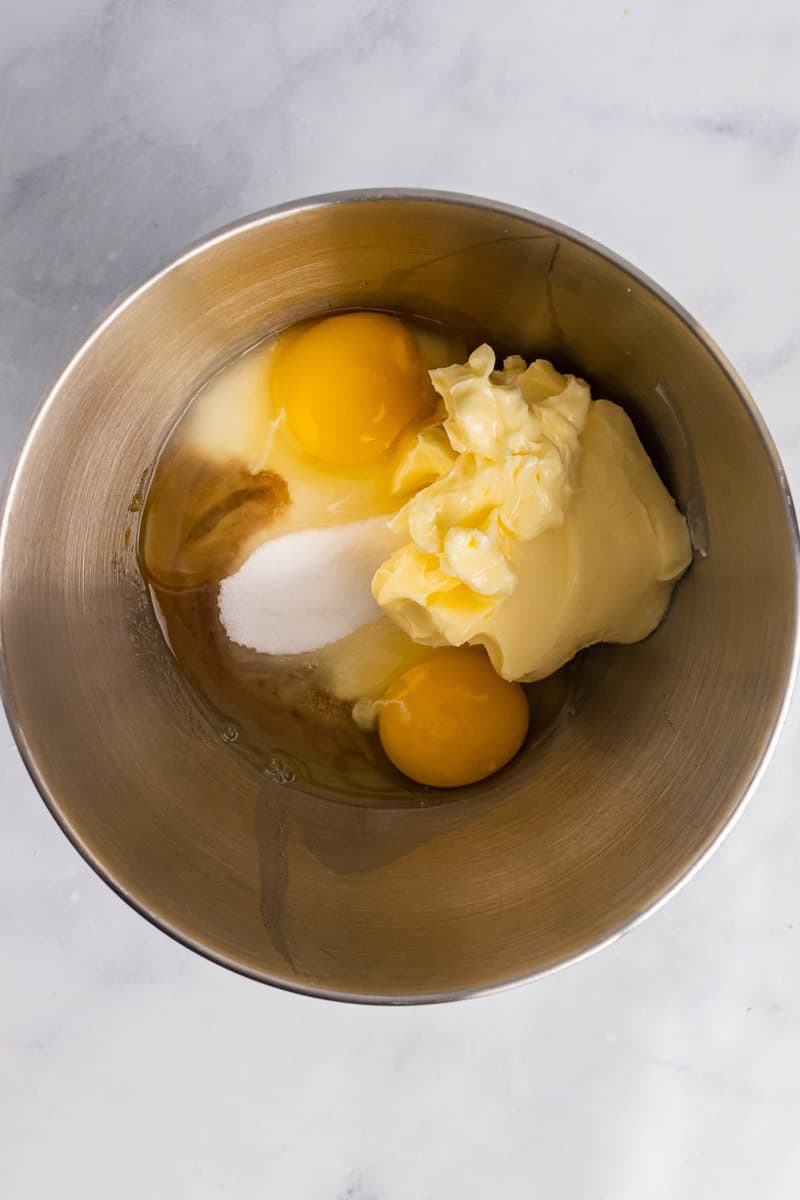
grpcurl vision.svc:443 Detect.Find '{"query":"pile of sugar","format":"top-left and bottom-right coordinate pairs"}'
top-left (218, 516), bottom-right (401, 655)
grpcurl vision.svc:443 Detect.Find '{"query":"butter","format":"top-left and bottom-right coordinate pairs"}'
top-left (373, 346), bottom-right (691, 681)
top-left (392, 424), bottom-right (457, 495)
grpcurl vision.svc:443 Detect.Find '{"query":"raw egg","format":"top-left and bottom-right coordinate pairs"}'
top-left (271, 312), bottom-right (434, 465)
top-left (378, 646), bottom-right (530, 787)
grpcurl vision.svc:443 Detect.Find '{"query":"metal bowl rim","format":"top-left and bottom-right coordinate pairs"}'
top-left (1, 186), bottom-right (798, 1005)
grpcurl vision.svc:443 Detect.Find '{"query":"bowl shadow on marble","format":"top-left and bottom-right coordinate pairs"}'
top-left (0, 190), bottom-right (797, 1002)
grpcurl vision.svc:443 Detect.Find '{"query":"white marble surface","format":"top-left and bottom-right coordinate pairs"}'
top-left (2, 1), bottom-right (800, 1195)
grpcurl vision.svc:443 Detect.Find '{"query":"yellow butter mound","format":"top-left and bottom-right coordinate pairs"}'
top-left (373, 345), bottom-right (692, 681)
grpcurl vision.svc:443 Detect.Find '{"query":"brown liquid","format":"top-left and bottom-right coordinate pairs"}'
top-left (148, 578), bottom-right (398, 795)
top-left (143, 449), bottom-right (290, 590)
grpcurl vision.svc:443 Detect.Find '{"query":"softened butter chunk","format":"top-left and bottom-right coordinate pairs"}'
top-left (373, 346), bottom-right (691, 681)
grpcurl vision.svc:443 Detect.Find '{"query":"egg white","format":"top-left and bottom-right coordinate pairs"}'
top-left (178, 319), bottom-right (465, 702)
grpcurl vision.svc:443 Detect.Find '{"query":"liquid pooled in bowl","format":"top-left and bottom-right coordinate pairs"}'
top-left (140, 311), bottom-right (691, 798)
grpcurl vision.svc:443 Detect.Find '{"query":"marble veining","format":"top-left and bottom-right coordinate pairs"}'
top-left (2, 1), bottom-right (800, 1197)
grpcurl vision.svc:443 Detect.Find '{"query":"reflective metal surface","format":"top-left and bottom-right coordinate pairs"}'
top-left (1, 190), bottom-right (797, 1003)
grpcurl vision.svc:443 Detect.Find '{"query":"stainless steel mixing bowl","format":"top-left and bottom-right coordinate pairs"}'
top-left (1, 190), bottom-right (797, 1003)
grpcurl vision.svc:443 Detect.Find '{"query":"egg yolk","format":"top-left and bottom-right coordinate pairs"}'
top-left (271, 312), bottom-right (432, 466)
top-left (377, 647), bottom-right (530, 788)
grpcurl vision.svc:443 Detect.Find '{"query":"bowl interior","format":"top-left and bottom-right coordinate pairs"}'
top-left (1, 193), bottom-right (797, 1001)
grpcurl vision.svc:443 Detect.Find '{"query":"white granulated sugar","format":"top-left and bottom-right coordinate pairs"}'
top-left (218, 516), bottom-right (401, 655)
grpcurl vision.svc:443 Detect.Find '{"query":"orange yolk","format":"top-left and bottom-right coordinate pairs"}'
top-left (271, 312), bottom-right (433, 466)
top-left (377, 647), bottom-right (530, 788)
